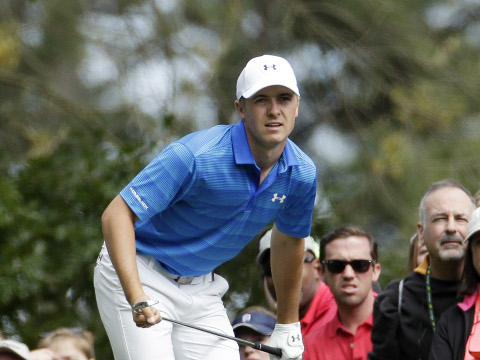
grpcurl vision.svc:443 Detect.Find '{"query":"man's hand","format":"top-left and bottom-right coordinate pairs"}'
top-left (131, 298), bottom-right (162, 328)
top-left (268, 322), bottom-right (304, 360)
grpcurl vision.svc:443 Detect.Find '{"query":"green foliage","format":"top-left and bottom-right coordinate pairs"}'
top-left (0, 120), bottom-right (152, 357)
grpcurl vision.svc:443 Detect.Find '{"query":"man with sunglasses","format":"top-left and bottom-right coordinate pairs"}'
top-left (369, 179), bottom-right (476, 360)
top-left (256, 227), bottom-right (337, 337)
top-left (303, 225), bottom-right (381, 360)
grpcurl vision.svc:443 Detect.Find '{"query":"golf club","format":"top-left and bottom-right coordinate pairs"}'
top-left (163, 317), bottom-right (282, 357)
top-left (132, 300), bottom-right (282, 357)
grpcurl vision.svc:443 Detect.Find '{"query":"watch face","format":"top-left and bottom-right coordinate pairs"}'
top-left (132, 300), bottom-right (159, 313)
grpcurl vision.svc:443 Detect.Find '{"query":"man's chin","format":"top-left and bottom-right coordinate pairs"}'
top-left (438, 250), bottom-right (465, 262)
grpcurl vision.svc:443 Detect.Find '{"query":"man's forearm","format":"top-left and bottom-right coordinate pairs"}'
top-left (102, 195), bottom-right (144, 305)
top-left (270, 225), bottom-right (304, 324)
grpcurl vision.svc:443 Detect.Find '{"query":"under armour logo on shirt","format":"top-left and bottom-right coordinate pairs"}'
top-left (271, 193), bottom-right (286, 203)
top-left (263, 64), bottom-right (277, 71)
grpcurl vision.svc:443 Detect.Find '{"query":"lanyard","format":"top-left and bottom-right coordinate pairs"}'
top-left (426, 265), bottom-right (436, 332)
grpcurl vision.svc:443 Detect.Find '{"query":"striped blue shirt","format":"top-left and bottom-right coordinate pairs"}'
top-left (120, 121), bottom-right (317, 276)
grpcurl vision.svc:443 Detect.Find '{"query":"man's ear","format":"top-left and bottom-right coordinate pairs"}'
top-left (295, 96), bottom-right (300, 118)
top-left (235, 99), bottom-right (245, 120)
top-left (319, 260), bottom-right (327, 284)
top-left (372, 263), bottom-right (381, 283)
top-left (311, 258), bottom-right (321, 278)
top-left (417, 222), bottom-right (425, 246)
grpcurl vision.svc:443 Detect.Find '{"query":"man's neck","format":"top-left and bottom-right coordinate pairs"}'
top-left (337, 291), bottom-right (374, 334)
top-left (430, 258), bottom-right (464, 281)
top-left (253, 147), bottom-right (284, 185)
top-left (246, 134), bottom-right (286, 171)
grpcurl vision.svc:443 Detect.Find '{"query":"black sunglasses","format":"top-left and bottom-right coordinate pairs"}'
top-left (261, 255), bottom-right (316, 277)
top-left (321, 259), bottom-right (375, 274)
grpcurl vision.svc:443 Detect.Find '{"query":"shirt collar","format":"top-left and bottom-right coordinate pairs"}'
top-left (327, 312), bottom-right (374, 338)
top-left (414, 253), bottom-right (430, 275)
top-left (300, 282), bottom-right (334, 328)
top-left (231, 121), bottom-right (300, 169)
top-left (458, 284), bottom-right (480, 311)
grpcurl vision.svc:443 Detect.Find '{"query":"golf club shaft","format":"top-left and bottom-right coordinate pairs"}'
top-left (162, 317), bottom-right (282, 357)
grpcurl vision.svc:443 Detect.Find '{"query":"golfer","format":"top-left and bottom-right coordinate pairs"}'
top-left (94, 54), bottom-right (317, 360)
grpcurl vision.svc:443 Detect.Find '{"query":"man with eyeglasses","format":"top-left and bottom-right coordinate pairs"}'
top-left (256, 227), bottom-right (337, 337)
top-left (369, 179), bottom-right (476, 360)
top-left (302, 225), bottom-right (381, 360)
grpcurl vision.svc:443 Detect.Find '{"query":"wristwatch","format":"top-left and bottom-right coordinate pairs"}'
top-left (132, 299), bottom-right (159, 314)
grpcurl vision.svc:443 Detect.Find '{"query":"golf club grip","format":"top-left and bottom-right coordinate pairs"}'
top-left (255, 343), bottom-right (282, 357)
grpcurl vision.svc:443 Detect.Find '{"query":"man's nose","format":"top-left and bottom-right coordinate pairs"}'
top-left (342, 264), bottom-right (356, 278)
top-left (446, 216), bottom-right (458, 233)
top-left (267, 100), bottom-right (280, 116)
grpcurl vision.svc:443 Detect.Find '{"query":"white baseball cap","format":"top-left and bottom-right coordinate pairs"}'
top-left (465, 207), bottom-right (480, 242)
top-left (256, 229), bottom-right (319, 265)
top-left (236, 55), bottom-right (300, 100)
top-left (0, 340), bottom-right (31, 360)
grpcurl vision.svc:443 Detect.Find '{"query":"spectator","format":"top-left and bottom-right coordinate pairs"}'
top-left (303, 225), bottom-right (381, 360)
top-left (256, 227), bottom-right (337, 336)
top-left (232, 306), bottom-right (276, 360)
top-left (30, 328), bottom-right (95, 360)
top-left (428, 207), bottom-right (480, 360)
top-left (407, 233), bottom-right (428, 273)
top-left (369, 179), bottom-right (476, 360)
top-left (0, 339), bottom-right (31, 360)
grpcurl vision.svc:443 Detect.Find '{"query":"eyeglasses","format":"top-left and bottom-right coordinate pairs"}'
top-left (321, 259), bottom-right (375, 274)
top-left (261, 255), bottom-right (316, 277)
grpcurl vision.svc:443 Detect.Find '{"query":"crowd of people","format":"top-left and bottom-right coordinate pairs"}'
top-left (0, 328), bottom-right (95, 360)
top-left (3, 54), bottom-right (480, 360)
top-left (238, 178), bottom-right (478, 360)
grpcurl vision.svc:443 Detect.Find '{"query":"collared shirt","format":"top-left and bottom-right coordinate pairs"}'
top-left (120, 121), bottom-right (317, 276)
top-left (303, 312), bottom-right (374, 360)
top-left (300, 282), bottom-right (337, 336)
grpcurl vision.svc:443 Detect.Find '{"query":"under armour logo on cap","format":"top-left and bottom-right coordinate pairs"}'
top-left (263, 64), bottom-right (277, 71)
top-left (242, 314), bottom-right (252, 323)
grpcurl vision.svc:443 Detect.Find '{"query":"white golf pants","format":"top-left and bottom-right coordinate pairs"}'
top-left (93, 243), bottom-right (240, 360)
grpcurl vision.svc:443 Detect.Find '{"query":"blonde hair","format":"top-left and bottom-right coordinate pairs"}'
top-left (38, 328), bottom-right (95, 359)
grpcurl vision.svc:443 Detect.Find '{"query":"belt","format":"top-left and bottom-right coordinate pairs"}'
top-left (170, 275), bottom-right (196, 285)
top-left (158, 263), bottom-right (214, 285)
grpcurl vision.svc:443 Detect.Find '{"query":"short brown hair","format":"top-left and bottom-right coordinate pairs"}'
top-left (320, 224), bottom-right (378, 262)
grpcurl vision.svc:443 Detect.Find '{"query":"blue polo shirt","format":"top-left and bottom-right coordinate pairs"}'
top-left (120, 121), bottom-right (317, 276)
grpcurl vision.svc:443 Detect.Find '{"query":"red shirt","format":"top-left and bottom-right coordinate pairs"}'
top-left (303, 312), bottom-right (374, 360)
top-left (300, 282), bottom-right (337, 336)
